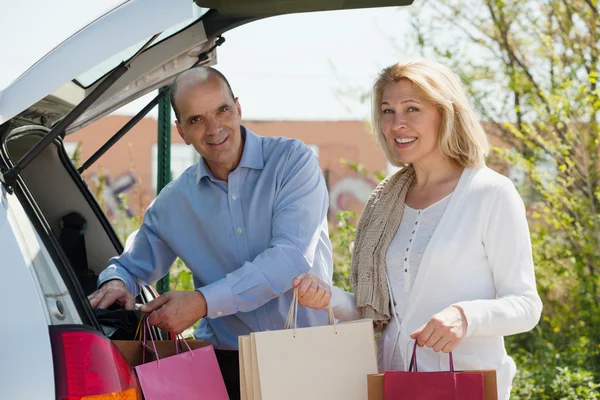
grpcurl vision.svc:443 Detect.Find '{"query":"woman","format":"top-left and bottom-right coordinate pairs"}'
top-left (293, 58), bottom-right (542, 400)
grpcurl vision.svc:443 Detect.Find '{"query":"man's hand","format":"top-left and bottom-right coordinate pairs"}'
top-left (88, 280), bottom-right (135, 310)
top-left (292, 273), bottom-right (331, 310)
top-left (140, 291), bottom-right (208, 335)
top-left (410, 306), bottom-right (468, 353)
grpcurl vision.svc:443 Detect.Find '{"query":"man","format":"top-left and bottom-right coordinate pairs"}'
top-left (88, 67), bottom-right (333, 399)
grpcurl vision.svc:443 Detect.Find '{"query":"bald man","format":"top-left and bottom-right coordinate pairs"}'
top-left (88, 67), bottom-right (333, 398)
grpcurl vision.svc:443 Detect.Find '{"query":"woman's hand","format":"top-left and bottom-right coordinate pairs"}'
top-left (410, 306), bottom-right (468, 353)
top-left (292, 273), bottom-right (331, 310)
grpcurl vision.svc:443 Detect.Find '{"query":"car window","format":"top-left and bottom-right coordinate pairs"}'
top-left (74, 4), bottom-right (209, 87)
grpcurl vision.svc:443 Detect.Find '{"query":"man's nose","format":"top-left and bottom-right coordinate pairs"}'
top-left (205, 118), bottom-right (222, 135)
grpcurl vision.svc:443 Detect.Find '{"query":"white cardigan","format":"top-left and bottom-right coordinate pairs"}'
top-left (331, 167), bottom-right (543, 400)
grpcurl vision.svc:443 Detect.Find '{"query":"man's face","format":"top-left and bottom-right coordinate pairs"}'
top-left (175, 78), bottom-right (243, 176)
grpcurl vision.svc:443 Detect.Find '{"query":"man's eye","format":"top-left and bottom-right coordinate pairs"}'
top-left (190, 117), bottom-right (202, 124)
top-left (218, 106), bottom-right (229, 113)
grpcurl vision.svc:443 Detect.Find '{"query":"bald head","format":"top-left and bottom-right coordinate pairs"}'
top-left (170, 66), bottom-right (235, 121)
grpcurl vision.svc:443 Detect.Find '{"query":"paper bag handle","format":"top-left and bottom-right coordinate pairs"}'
top-left (140, 313), bottom-right (195, 367)
top-left (408, 340), bottom-right (454, 372)
top-left (283, 287), bottom-right (337, 337)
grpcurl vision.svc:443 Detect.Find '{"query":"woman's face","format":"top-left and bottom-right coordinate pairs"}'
top-left (380, 79), bottom-right (443, 166)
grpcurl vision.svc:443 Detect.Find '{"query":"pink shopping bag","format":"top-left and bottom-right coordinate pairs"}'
top-left (384, 341), bottom-right (484, 400)
top-left (134, 315), bottom-right (228, 400)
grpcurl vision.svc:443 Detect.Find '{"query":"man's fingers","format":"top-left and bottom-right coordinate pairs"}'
top-left (123, 294), bottom-right (136, 311)
top-left (96, 293), bottom-right (118, 310)
top-left (312, 284), bottom-right (326, 303)
top-left (292, 273), bottom-right (307, 287)
top-left (316, 290), bottom-right (331, 310)
top-left (147, 307), bottom-right (165, 327)
top-left (306, 281), bottom-right (318, 296)
top-left (140, 294), bottom-right (171, 313)
top-left (298, 276), bottom-right (315, 297)
top-left (88, 292), bottom-right (102, 308)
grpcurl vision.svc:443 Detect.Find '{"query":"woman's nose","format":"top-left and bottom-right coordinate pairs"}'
top-left (392, 114), bottom-right (407, 130)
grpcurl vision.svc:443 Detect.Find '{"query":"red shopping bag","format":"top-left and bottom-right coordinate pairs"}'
top-left (134, 315), bottom-right (229, 400)
top-left (384, 341), bottom-right (484, 400)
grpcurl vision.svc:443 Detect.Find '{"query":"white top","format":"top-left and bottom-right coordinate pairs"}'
top-left (385, 195), bottom-right (451, 370)
top-left (331, 167), bottom-right (543, 400)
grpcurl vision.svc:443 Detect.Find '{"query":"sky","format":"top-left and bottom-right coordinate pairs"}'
top-left (0, 0), bottom-right (418, 121)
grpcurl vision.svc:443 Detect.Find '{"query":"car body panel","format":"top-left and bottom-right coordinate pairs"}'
top-left (195, 0), bottom-right (414, 15)
top-left (0, 185), bottom-right (55, 399)
top-left (0, 0), bottom-right (414, 132)
top-left (0, 0), bottom-right (191, 126)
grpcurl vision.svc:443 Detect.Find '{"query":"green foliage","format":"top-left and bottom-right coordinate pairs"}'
top-left (330, 161), bottom-right (386, 291)
top-left (169, 258), bottom-right (194, 292)
top-left (331, 210), bottom-right (357, 291)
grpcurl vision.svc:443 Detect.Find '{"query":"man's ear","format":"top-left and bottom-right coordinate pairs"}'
top-left (175, 120), bottom-right (190, 145)
top-left (235, 98), bottom-right (242, 120)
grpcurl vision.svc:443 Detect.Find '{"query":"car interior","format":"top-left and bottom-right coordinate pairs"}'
top-left (1, 125), bottom-right (155, 339)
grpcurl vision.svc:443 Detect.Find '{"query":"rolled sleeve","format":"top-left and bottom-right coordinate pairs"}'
top-left (98, 265), bottom-right (139, 296)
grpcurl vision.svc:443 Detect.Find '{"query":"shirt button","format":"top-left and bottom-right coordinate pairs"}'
top-left (237, 227), bottom-right (243, 234)
top-left (232, 194), bottom-right (238, 200)
top-left (405, 269), bottom-right (408, 272)
top-left (404, 258), bottom-right (408, 261)
top-left (216, 311), bottom-right (223, 316)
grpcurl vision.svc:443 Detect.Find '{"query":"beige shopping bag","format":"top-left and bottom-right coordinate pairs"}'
top-left (239, 288), bottom-right (378, 400)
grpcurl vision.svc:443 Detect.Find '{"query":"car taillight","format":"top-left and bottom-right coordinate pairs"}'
top-left (50, 326), bottom-right (141, 400)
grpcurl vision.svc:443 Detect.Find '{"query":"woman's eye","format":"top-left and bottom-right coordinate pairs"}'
top-left (382, 109), bottom-right (394, 114)
top-left (407, 107), bottom-right (419, 112)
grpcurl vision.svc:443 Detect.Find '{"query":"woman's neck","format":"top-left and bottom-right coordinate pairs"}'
top-left (411, 156), bottom-right (463, 189)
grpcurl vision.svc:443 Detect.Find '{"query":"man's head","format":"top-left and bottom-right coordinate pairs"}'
top-left (171, 67), bottom-right (243, 180)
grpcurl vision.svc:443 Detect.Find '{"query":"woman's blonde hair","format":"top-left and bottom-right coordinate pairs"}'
top-left (372, 58), bottom-right (489, 168)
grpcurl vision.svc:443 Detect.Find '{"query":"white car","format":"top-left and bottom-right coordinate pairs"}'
top-left (0, 0), bottom-right (413, 398)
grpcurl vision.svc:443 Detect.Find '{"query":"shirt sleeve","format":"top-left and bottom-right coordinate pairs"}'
top-left (331, 286), bottom-right (361, 322)
top-left (98, 198), bottom-right (177, 297)
top-left (453, 181), bottom-right (543, 337)
top-left (200, 144), bottom-right (331, 318)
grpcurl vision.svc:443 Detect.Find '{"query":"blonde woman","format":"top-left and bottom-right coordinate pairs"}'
top-left (293, 58), bottom-right (542, 400)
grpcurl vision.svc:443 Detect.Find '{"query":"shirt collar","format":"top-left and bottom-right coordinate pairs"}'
top-left (196, 125), bottom-right (264, 184)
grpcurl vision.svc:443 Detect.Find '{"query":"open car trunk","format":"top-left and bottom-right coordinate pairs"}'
top-left (0, 0), bottom-right (415, 343)
top-left (0, 125), bottom-right (160, 339)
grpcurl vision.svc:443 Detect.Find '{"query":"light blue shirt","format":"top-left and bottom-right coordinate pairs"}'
top-left (99, 127), bottom-right (333, 350)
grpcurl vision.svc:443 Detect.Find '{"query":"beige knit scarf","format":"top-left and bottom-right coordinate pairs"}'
top-left (350, 165), bottom-right (416, 330)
